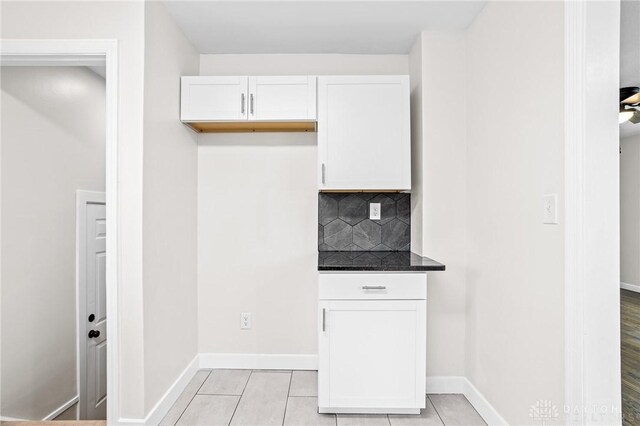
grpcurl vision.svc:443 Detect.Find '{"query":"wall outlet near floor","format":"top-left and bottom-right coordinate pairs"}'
top-left (370, 203), bottom-right (381, 220)
top-left (240, 312), bottom-right (251, 329)
top-left (543, 193), bottom-right (558, 224)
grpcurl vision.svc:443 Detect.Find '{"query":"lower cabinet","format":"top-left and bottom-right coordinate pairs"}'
top-left (318, 273), bottom-right (427, 414)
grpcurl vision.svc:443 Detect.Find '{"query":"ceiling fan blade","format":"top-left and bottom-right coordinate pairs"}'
top-left (623, 92), bottom-right (640, 105)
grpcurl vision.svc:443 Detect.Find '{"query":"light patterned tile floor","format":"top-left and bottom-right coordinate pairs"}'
top-left (161, 370), bottom-right (486, 426)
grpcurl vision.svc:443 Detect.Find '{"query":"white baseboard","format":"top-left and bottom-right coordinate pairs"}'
top-left (118, 354), bottom-right (200, 426)
top-left (199, 353), bottom-right (318, 370)
top-left (426, 376), bottom-right (507, 426)
top-left (621, 281), bottom-right (640, 293)
top-left (0, 416), bottom-right (27, 421)
top-left (426, 376), bottom-right (467, 393)
top-left (42, 394), bottom-right (78, 421)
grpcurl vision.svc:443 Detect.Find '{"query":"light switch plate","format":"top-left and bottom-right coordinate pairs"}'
top-left (543, 194), bottom-right (558, 224)
top-left (370, 203), bottom-right (381, 220)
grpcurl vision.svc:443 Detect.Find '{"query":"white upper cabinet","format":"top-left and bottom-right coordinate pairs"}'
top-left (181, 75), bottom-right (316, 123)
top-left (248, 76), bottom-right (317, 121)
top-left (181, 76), bottom-right (248, 121)
top-left (317, 75), bottom-right (411, 191)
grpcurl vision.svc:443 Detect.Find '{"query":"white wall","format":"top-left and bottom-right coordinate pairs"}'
top-left (464, 2), bottom-right (565, 424)
top-left (415, 32), bottom-right (468, 378)
top-left (409, 37), bottom-right (424, 256)
top-left (197, 54), bottom-right (407, 356)
top-left (0, 66), bottom-right (105, 420)
top-left (1, 1), bottom-right (147, 418)
top-left (621, 135), bottom-right (640, 286)
top-left (142, 1), bottom-right (200, 413)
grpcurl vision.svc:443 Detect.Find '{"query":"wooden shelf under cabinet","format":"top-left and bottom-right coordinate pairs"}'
top-left (184, 121), bottom-right (317, 133)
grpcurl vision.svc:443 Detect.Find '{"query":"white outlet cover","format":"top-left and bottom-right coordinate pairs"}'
top-left (543, 194), bottom-right (558, 224)
top-left (240, 312), bottom-right (251, 329)
top-left (370, 203), bottom-right (381, 220)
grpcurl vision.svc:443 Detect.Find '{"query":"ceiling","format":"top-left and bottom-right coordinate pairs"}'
top-left (163, 1), bottom-right (486, 55)
top-left (621, 0), bottom-right (640, 137)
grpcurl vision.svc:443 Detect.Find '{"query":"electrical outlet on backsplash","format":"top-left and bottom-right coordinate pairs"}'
top-left (318, 193), bottom-right (411, 251)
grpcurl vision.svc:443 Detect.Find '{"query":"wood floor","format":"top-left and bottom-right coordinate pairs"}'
top-left (161, 369), bottom-right (486, 426)
top-left (623, 289), bottom-right (640, 426)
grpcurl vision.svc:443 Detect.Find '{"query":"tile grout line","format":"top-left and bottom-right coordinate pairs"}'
top-left (198, 392), bottom-right (249, 396)
top-left (228, 370), bottom-right (253, 426)
top-left (427, 394), bottom-right (447, 426)
top-left (281, 371), bottom-right (294, 426)
top-left (173, 369), bottom-right (213, 426)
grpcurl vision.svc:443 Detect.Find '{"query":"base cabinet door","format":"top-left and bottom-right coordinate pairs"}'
top-left (318, 300), bottom-right (426, 412)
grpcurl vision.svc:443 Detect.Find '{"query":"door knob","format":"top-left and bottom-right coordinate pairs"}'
top-left (88, 330), bottom-right (100, 338)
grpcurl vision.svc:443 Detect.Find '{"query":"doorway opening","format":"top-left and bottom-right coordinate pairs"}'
top-left (620, 1), bottom-right (640, 424)
top-left (0, 41), bottom-right (119, 423)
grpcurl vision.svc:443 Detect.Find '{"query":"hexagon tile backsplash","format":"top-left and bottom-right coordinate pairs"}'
top-left (318, 193), bottom-right (411, 251)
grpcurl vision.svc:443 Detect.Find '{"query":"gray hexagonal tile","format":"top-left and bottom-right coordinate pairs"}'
top-left (353, 219), bottom-right (382, 250)
top-left (370, 194), bottom-right (396, 225)
top-left (325, 193), bottom-right (348, 201)
top-left (338, 194), bottom-right (367, 225)
top-left (381, 219), bottom-right (410, 250)
top-left (386, 193), bottom-right (406, 200)
top-left (323, 219), bottom-right (352, 249)
top-left (397, 194), bottom-right (411, 224)
top-left (318, 194), bottom-right (338, 225)
top-left (360, 193), bottom-right (377, 201)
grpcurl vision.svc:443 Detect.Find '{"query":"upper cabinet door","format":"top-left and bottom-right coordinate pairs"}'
top-left (181, 76), bottom-right (248, 121)
top-left (317, 76), bottom-right (411, 191)
top-left (248, 76), bottom-right (317, 121)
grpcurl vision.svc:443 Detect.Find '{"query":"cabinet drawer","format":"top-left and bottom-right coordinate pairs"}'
top-left (319, 273), bottom-right (426, 300)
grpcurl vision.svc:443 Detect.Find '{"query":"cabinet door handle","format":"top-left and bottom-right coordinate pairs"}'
top-left (362, 285), bottom-right (387, 290)
top-left (241, 93), bottom-right (246, 114)
top-left (321, 163), bottom-right (326, 185)
top-left (322, 308), bottom-right (326, 332)
top-left (250, 94), bottom-right (254, 115)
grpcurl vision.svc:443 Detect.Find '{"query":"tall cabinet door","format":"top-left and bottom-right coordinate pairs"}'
top-left (317, 75), bottom-right (411, 191)
top-left (318, 300), bottom-right (426, 411)
top-left (181, 76), bottom-right (248, 121)
top-left (248, 76), bottom-right (317, 121)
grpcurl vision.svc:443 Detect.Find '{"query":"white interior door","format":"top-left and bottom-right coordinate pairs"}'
top-left (77, 192), bottom-right (107, 420)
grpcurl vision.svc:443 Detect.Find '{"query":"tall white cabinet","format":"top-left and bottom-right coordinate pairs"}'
top-left (317, 75), bottom-right (411, 191)
top-left (318, 273), bottom-right (427, 414)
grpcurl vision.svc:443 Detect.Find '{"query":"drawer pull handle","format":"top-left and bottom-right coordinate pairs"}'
top-left (362, 285), bottom-right (386, 290)
top-left (322, 308), bottom-right (326, 332)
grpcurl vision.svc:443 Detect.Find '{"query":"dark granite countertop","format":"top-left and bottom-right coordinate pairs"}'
top-left (318, 251), bottom-right (445, 272)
